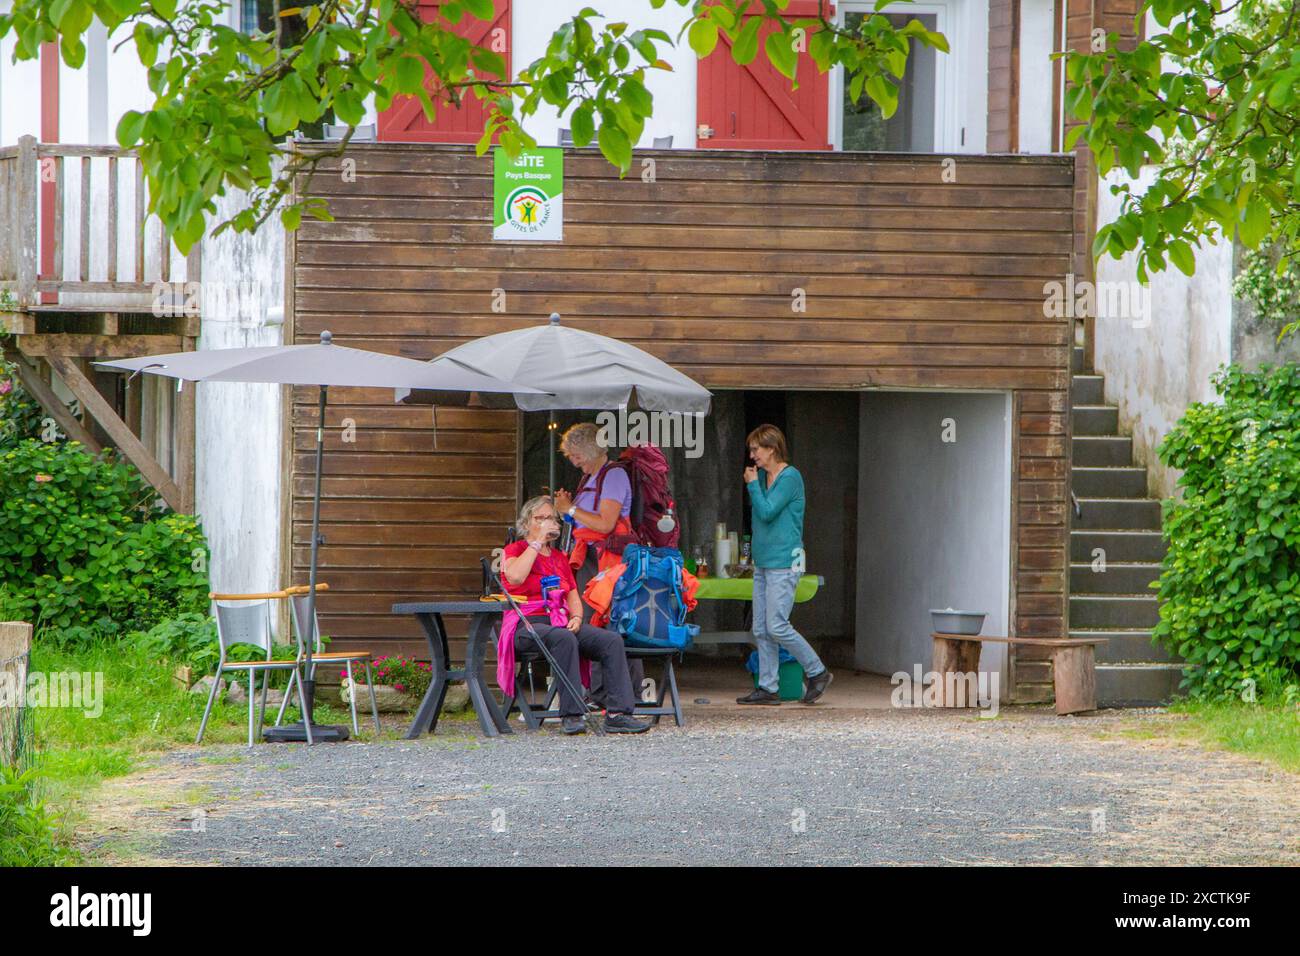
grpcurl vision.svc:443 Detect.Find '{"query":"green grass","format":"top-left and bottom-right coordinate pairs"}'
top-left (26, 641), bottom-right (376, 832)
top-left (1166, 687), bottom-right (1300, 773)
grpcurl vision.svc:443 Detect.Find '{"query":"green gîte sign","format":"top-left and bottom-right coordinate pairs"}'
top-left (493, 147), bottom-right (563, 241)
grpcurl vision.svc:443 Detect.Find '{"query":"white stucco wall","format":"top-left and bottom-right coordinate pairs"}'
top-left (194, 181), bottom-right (287, 603)
top-left (0, 12), bottom-right (41, 143)
top-left (856, 391), bottom-right (1012, 686)
top-left (1094, 168), bottom-right (1234, 499)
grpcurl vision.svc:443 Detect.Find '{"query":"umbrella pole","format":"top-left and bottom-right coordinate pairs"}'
top-left (548, 410), bottom-right (556, 492)
top-left (302, 384), bottom-right (325, 723)
top-left (266, 384), bottom-right (348, 743)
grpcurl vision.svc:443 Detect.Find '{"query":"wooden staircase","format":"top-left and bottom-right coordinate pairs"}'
top-left (1070, 347), bottom-right (1182, 705)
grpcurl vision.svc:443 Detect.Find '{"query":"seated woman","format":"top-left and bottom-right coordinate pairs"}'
top-left (500, 495), bottom-right (651, 735)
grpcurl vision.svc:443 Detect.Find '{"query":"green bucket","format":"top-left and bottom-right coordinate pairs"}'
top-left (753, 659), bottom-right (805, 701)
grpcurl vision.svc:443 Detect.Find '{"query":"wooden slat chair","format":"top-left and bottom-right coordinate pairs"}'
top-left (275, 591), bottom-right (381, 736)
top-left (197, 600), bottom-right (312, 747)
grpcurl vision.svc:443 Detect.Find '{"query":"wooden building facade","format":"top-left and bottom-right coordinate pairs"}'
top-left (285, 143), bottom-right (1075, 701)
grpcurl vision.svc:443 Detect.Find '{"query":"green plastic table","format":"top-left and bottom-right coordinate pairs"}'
top-left (693, 574), bottom-right (822, 603)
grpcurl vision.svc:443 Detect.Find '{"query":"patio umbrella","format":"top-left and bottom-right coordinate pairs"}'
top-left (397, 313), bottom-right (713, 488)
top-left (97, 331), bottom-right (547, 744)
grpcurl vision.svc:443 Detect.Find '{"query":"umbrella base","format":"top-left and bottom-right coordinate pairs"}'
top-left (263, 722), bottom-right (350, 743)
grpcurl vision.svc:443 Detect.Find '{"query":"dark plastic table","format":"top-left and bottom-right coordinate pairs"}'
top-left (391, 600), bottom-right (512, 738)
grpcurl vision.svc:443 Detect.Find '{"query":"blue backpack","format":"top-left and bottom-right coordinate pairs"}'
top-left (608, 545), bottom-right (698, 651)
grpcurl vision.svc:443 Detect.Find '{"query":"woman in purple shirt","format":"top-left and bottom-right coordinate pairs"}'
top-left (553, 422), bottom-right (645, 707)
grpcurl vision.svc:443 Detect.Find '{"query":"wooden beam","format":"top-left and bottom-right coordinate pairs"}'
top-left (15, 333), bottom-right (182, 357)
top-left (175, 335), bottom-right (197, 513)
top-left (0, 622), bottom-right (32, 765)
top-left (14, 135), bottom-right (37, 307)
top-left (1, 312), bottom-right (36, 335)
top-left (7, 353), bottom-right (102, 452)
top-left (47, 354), bottom-right (186, 512)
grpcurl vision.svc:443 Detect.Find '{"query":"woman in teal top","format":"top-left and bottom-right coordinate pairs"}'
top-left (736, 424), bottom-right (832, 705)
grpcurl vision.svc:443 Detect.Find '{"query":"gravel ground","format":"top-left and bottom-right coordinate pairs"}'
top-left (84, 707), bottom-right (1300, 866)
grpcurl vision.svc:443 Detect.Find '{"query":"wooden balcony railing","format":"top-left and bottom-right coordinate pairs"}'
top-left (0, 135), bottom-right (198, 312)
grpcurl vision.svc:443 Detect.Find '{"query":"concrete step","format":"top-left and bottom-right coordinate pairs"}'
top-left (1071, 374), bottom-right (1105, 406)
top-left (1072, 346), bottom-right (1085, 373)
top-left (1074, 497), bottom-right (1163, 530)
top-left (1074, 630), bottom-right (1176, 664)
top-left (1070, 562), bottom-right (1161, 594)
top-left (1071, 466), bottom-right (1149, 498)
top-left (1072, 529), bottom-right (1167, 562)
top-left (1070, 594), bottom-right (1161, 628)
top-left (1096, 664), bottom-right (1184, 707)
top-left (1072, 405), bottom-right (1119, 436)
top-left (1074, 435), bottom-right (1133, 466)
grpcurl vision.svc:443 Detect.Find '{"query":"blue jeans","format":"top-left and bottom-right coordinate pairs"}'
top-left (752, 567), bottom-right (825, 693)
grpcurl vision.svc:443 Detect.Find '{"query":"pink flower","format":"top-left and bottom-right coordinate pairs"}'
top-left (34, 474), bottom-right (53, 483)
top-left (0, 380), bottom-right (12, 395)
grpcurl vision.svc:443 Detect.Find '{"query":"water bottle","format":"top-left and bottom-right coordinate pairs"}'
top-left (540, 573), bottom-right (562, 604)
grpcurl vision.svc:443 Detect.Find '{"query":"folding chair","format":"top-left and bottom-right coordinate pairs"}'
top-left (197, 601), bottom-right (313, 746)
top-left (626, 646), bottom-right (684, 727)
top-left (500, 648), bottom-right (563, 729)
top-left (276, 592), bottom-right (381, 736)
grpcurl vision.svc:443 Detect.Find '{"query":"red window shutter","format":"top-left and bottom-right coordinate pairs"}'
top-left (696, 1), bottom-right (832, 150)
top-left (377, 0), bottom-right (512, 144)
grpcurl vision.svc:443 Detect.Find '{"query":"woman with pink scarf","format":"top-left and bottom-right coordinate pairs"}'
top-left (499, 495), bottom-right (651, 736)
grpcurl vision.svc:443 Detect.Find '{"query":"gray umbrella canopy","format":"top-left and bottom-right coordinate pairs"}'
top-left (98, 331), bottom-right (546, 394)
top-left (398, 314), bottom-right (712, 413)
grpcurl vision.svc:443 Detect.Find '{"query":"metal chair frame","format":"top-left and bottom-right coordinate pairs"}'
top-left (197, 600), bottom-right (313, 747)
top-left (275, 593), bottom-right (382, 735)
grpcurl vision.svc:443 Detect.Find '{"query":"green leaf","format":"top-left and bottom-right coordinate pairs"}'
top-left (620, 78), bottom-right (653, 117)
top-left (470, 47), bottom-right (507, 78)
top-left (764, 30), bottom-right (798, 81)
top-left (1168, 240), bottom-right (1196, 277)
top-left (462, 0), bottom-right (494, 19)
top-left (732, 16), bottom-right (761, 65)
top-left (333, 89), bottom-right (365, 126)
top-left (597, 122), bottom-right (632, 172)
top-left (710, 6), bottom-right (736, 31)
top-left (115, 110), bottom-right (147, 147)
top-left (394, 56), bottom-right (426, 95)
top-left (1239, 199), bottom-right (1270, 248)
top-left (688, 18), bottom-right (719, 59)
top-left (281, 204), bottom-right (302, 232)
top-left (865, 74), bottom-right (899, 118)
top-left (570, 102), bottom-right (596, 147)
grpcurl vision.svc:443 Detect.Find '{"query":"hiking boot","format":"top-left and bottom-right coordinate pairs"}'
top-left (736, 688), bottom-right (780, 705)
top-left (801, 670), bottom-right (833, 704)
top-left (561, 715), bottom-right (587, 735)
top-left (603, 712), bottom-right (652, 734)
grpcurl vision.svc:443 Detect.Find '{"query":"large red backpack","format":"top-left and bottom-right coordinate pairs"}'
top-left (592, 444), bottom-right (680, 552)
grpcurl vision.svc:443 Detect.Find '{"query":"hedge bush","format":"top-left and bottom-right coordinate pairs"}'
top-left (0, 439), bottom-right (210, 637)
top-left (1155, 364), bottom-right (1300, 698)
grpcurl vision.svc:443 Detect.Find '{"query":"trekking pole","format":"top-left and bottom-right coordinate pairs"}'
top-left (481, 558), bottom-right (606, 736)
